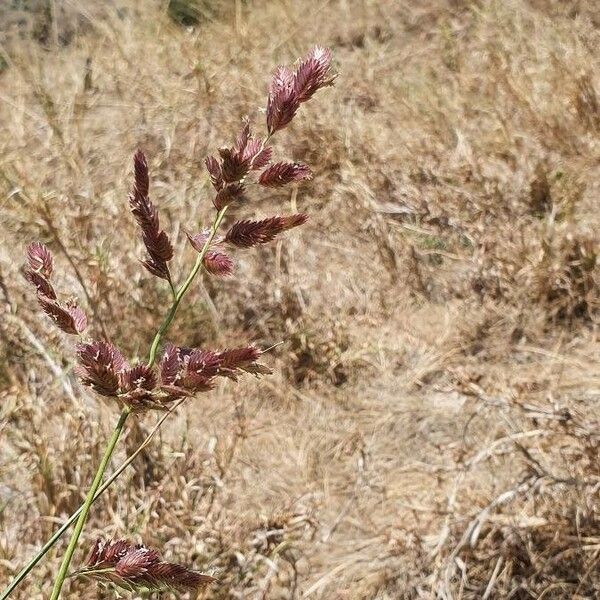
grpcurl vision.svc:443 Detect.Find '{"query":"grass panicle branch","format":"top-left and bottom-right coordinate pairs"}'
top-left (76, 539), bottom-right (216, 593)
top-left (48, 408), bottom-right (130, 600)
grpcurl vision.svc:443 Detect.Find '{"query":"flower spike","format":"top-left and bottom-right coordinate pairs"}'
top-left (13, 46), bottom-right (335, 600)
top-left (258, 162), bottom-right (312, 187)
top-left (27, 241), bottom-right (53, 278)
top-left (225, 214), bottom-right (308, 248)
top-left (77, 539), bottom-right (216, 593)
top-left (266, 46), bottom-right (335, 134)
top-left (129, 150), bottom-right (174, 282)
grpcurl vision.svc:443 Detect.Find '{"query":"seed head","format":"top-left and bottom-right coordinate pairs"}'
top-left (76, 340), bottom-right (127, 397)
top-left (38, 296), bottom-right (88, 335)
top-left (79, 539), bottom-right (216, 593)
top-left (258, 162), bottom-right (312, 187)
top-left (129, 150), bottom-right (173, 281)
top-left (26, 242), bottom-right (53, 278)
top-left (225, 214), bottom-right (308, 248)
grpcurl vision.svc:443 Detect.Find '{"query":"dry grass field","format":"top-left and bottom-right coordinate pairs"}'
top-left (1, 0), bottom-right (599, 598)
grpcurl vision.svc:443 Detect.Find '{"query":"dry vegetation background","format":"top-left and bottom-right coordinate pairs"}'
top-left (0, 0), bottom-right (599, 598)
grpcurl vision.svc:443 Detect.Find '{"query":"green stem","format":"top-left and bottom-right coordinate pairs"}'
top-left (48, 407), bottom-right (131, 600)
top-left (147, 206), bottom-right (228, 366)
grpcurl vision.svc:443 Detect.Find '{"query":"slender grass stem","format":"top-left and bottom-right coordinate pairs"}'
top-left (48, 407), bottom-right (131, 600)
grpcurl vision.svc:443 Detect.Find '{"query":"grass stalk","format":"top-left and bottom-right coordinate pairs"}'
top-left (48, 406), bottom-right (131, 600)
top-left (4, 207), bottom-right (228, 599)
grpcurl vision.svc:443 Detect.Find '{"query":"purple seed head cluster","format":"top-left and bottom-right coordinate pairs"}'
top-left (195, 46), bottom-right (333, 277)
top-left (24, 242), bottom-right (88, 335)
top-left (24, 47), bottom-right (334, 414)
top-left (80, 539), bottom-right (216, 593)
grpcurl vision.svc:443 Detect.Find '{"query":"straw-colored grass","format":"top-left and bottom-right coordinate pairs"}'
top-left (0, 1), bottom-right (599, 598)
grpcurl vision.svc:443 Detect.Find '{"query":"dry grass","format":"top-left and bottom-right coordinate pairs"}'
top-left (1, 0), bottom-right (599, 598)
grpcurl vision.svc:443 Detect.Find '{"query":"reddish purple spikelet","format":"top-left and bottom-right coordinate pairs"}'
top-left (213, 183), bottom-right (246, 210)
top-left (293, 46), bottom-right (335, 103)
top-left (133, 151), bottom-right (149, 198)
top-left (25, 269), bottom-right (56, 299)
top-left (217, 346), bottom-right (271, 379)
top-left (157, 343), bottom-right (269, 392)
top-left (234, 122), bottom-right (272, 170)
top-left (186, 232), bottom-right (234, 276)
top-left (180, 348), bottom-right (220, 392)
top-left (266, 46), bottom-right (334, 134)
top-left (203, 251), bottom-right (234, 277)
top-left (219, 147), bottom-right (249, 183)
top-left (205, 155), bottom-right (224, 191)
top-left (216, 121), bottom-right (271, 184)
top-left (248, 143), bottom-right (272, 169)
top-left (25, 243), bottom-right (55, 297)
top-left (86, 538), bottom-right (129, 566)
top-left (258, 162), bottom-right (312, 187)
top-left (271, 65), bottom-right (295, 95)
top-left (115, 546), bottom-right (160, 578)
top-left (218, 346), bottom-right (261, 367)
top-left (225, 214), bottom-right (309, 248)
top-left (27, 242), bottom-right (53, 278)
top-left (121, 364), bottom-right (157, 391)
top-left (187, 349), bottom-right (221, 378)
top-left (129, 150), bottom-right (173, 282)
top-left (76, 340), bottom-right (127, 397)
top-left (65, 304), bottom-right (88, 334)
top-left (266, 66), bottom-right (298, 135)
top-left (159, 345), bottom-right (213, 393)
top-left (24, 242), bottom-right (90, 335)
top-left (185, 230), bottom-right (211, 253)
top-left (37, 296), bottom-right (88, 335)
top-left (159, 343), bottom-right (181, 385)
top-left (159, 345), bottom-right (214, 393)
top-left (79, 539), bottom-right (216, 593)
top-left (205, 121), bottom-right (272, 208)
top-left (119, 364), bottom-right (162, 410)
